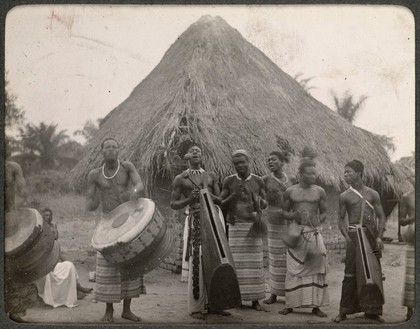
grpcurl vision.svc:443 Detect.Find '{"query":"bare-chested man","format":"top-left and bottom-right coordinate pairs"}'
top-left (170, 140), bottom-right (228, 320)
top-left (333, 160), bottom-right (386, 323)
top-left (5, 160), bottom-right (37, 322)
top-left (399, 171), bottom-right (415, 321)
top-left (221, 149), bottom-right (267, 312)
top-left (263, 151), bottom-right (295, 304)
top-left (86, 137), bottom-right (145, 323)
top-left (5, 161), bottom-right (28, 213)
top-left (279, 151), bottom-right (329, 317)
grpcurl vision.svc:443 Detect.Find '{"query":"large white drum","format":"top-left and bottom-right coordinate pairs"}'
top-left (91, 198), bottom-right (174, 275)
top-left (5, 208), bottom-right (60, 283)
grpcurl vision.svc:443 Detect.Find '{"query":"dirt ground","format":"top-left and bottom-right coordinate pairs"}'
top-left (19, 216), bottom-right (412, 326)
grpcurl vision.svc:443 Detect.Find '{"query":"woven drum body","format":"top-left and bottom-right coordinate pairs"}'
top-left (92, 199), bottom-right (173, 273)
top-left (5, 208), bottom-right (59, 283)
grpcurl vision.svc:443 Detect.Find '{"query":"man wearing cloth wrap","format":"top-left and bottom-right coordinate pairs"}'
top-left (333, 160), bottom-right (386, 323)
top-left (86, 137), bottom-right (145, 323)
top-left (221, 149), bottom-right (267, 311)
top-left (170, 140), bottom-right (229, 320)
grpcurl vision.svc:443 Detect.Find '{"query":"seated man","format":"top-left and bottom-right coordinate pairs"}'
top-left (36, 208), bottom-right (92, 308)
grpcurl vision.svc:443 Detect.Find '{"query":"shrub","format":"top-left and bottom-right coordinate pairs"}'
top-left (26, 169), bottom-right (71, 195)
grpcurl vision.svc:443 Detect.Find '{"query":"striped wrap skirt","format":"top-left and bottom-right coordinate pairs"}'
top-left (229, 221), bottom-right (265, 301)
top-left (403, 245), bottom-right (415, 308)
top-left (267, 222), bottom-right (287, 296)
top-left (94, 252), bottom-right (146, 303)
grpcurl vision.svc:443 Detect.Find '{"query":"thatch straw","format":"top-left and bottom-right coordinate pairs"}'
top-left (69, 15), bottom-right (409, 200)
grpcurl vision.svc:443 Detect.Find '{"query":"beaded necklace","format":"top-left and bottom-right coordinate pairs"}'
top-left (102, 160), bottom-right (120, 180)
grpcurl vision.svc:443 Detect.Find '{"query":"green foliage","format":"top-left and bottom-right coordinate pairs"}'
top-left (294, 72), bottom-right (316, 93)
top-left (74, 118), bottom-right (103, 144)
top-left (18, 122), bottom-right (69, 169)
top-left (332, 90), bottom-right (368, 124)
top-left (5, 80), bottom-right (26, 129)
top-left (25, 169), bottom-right (71, 195)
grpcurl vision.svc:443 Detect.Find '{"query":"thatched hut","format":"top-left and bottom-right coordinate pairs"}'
top-left (69, 15), bottom-right (408, 228)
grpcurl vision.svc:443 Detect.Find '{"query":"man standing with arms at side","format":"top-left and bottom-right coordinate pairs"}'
top-left (86, 137), bottom-right (145, 323)
top-left (333, 160), bottom-right (386, 323)
top-left (221, 149), bottom-right (267, 311)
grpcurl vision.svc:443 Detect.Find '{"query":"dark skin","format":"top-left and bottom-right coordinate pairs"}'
top-left (338, 166), bottom-right (386, 248)
top-left (41, 210), bottom-right (92, 294)
top-left (334, 165), bottom-right (386, 323)
top-left (171, 146), bottom-right (221, 212)
top-left (5, 161), bottom-right (29, 322)
top-left (221, 154), bottom-right (267, 312)
top-left (279, 165), bottom-right (327, 318)
top-left (170, 145), bottom-right (226, 319)
top-left (262, 154), bottom-right (290, 304)
top-left (398, 175), bottom-right (415, 321)
top-left (86, 139), bottom-right (144, 323)
top-left (5, 161), bottom-right (28, 213)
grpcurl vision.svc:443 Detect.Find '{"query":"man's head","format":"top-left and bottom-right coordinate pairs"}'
top-left (101, 138), bottom-right (119, 162)
top-left (186, 144), bottom-right (202, 166)
top-left (299, 159), bottom-right (317, 185)
top-left (232, 149), bottom-right (250, 176)
top-left (42, 208), bottom-right (53, 224)
top-left (268, 151), bottom-right (288, 172)
top-left (344, 160), bottom-right (364, 184)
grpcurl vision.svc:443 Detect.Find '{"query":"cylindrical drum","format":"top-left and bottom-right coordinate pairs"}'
top-left (5, 208), bottom-right (60, 283)
top-left (91, 198), bottom-right (174, 275)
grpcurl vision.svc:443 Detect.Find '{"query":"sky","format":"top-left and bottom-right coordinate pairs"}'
top-left (5, 5), bottom-right (415, 161)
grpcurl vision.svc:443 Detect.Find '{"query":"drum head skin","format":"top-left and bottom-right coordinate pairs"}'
top-left (92, 199), bottom-right (155, 250)
top-left (5, 208), bottom-right (43, 256)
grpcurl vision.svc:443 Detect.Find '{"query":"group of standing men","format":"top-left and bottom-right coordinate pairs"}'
top-left (5, 137), bottom-right (415, 324)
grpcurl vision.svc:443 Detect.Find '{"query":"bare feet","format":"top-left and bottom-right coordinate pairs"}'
top-left (100, 311), bottom-right (114, 323)
top-left (364, 314), bottom-right (384, 323)
top-left (279, 308), bottom-right (293, 315)
top-left (312, 308), bottom-right (327, 318)
top-left (191, 312), bottom-right (205, 320)
top-left (77, 284), bottom-right (93, 293)
top-left (252, 301), bottom-right (266, 311)
top-left (208, 308), bottom-right (231, 316)
top-left (121, 311), bottom-right (141, 322)
top-left (332, 313), bottom-right (347, 323)
top-left (263, 294), bottom-right (277, 304)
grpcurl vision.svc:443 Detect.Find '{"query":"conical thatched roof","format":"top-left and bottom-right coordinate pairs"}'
top-left (69, 15), bottom-right (408, 198)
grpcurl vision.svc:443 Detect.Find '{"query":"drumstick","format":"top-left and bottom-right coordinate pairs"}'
top-left (183, 173), bottom-right (201, 190)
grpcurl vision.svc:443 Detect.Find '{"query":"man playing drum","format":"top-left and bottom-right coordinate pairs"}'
top-left (170, 140), bottom-right (229, 320)
top-left (279, 148), bottom-right (329, 317)
top-left (5, 159), bottom-right (37, 323)
top-left (333, 160), bottom-right (386, 323)
top-left (86, 137), bottom-right (145, 323)
top-left (221, 149), bottom-right (267, 312)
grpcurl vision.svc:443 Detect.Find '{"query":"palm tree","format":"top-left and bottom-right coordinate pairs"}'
top-left (74, 118), bottom-right (103, 144)
top-left (19, 122), bottom-right (69, 169)
top-left (294, 73), bottom-right (316, 94)
top-left (332, 90), bottom-right (368, 124)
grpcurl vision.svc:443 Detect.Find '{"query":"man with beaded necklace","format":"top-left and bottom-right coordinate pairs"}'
top-left (170, 139), bottom-right (229, 320)
top-left (86, 137), bottom-right (145, 323)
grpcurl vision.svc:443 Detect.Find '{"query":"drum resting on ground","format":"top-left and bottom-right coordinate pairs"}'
top-left (91, 198), bottom-right (175, 279)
